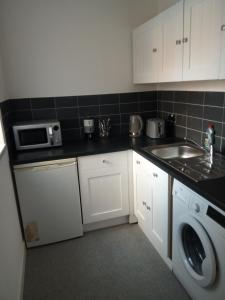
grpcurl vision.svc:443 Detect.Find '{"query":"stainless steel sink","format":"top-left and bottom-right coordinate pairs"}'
top-left (150, 144), bottom-right (205, 160)
top-left (143, 143), bottom-right (225, 182)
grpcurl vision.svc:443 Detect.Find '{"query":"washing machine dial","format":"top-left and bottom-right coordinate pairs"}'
top-left (193, 203), bottom-right (200, 213)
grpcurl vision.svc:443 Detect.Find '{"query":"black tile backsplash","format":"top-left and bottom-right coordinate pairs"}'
top-left (2, 89), bottom-right (225, 154)
top-left (31, 97), bottom-right (55, 109)
top-left (55, 96), bottom-right (77, 108)
top-left (99, 94), bottom-right (119, 105)
top-left (0, 91), bottom-right (157, 154)
top-left (157, 90), bottom-right (225, 153)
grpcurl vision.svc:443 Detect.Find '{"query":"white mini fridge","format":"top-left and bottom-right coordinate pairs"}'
top-left (14, 158), bottom-right (83, 247)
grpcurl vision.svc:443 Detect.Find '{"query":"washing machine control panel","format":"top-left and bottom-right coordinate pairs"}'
top-left (189, 197), bottom-right (207, 216)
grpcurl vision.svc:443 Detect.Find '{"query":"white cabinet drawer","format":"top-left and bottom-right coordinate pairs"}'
top-left (78, 151), bottom-right (128, 171)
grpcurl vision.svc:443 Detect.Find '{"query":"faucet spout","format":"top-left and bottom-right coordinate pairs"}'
top-left (209, 144), bottom-right (214, 166)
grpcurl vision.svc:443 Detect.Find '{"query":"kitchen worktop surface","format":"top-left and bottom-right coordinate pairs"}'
top-left (12, 135), bottom-right (225, 212)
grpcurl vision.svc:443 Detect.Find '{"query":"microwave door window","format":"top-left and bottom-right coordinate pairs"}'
top-left (19, 128), bottom-right (48, 146)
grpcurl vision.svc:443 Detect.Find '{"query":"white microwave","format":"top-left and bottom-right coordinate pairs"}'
top-left (13, 121), bottom-right (62, 150)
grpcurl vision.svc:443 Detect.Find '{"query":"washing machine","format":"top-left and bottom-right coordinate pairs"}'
top-left (172, 179), bottom-right (225, 300)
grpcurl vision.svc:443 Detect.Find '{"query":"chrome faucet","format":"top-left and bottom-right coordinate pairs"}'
top-left (184, 136), bottom-right (214, 165)
top-left (184, 137), bottom-right (204, 150)
top-left (209, 144), bottom-right (214, 165)
top-left (205, 125), bottom-right (215, 166)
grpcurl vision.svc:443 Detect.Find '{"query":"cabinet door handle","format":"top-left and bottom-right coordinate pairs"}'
top-left (136, 160), bottom-right (140, 165)
top-left (147, 206), bottom-right (151, 211)
top-left (152, 48), bottom-right (157, 53)
top-left (102, 159), bottom-right (109, 163)
top-left (142, 201), bottom-right (146, 206)
top-left (176, 40), bottom-right (181, 45)
top-left (182, 37), bottom-right (188, 43)
top-left (153, 173), bottom-right (158, 178)
top-left (221, 25), bottom-right (225, 31)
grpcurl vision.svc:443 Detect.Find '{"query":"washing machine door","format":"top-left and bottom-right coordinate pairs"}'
top-left (177, 215), bottom-right (216, 287)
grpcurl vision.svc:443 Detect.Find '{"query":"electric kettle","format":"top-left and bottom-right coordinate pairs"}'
top-left (129, 115), bottom-right (144, 137)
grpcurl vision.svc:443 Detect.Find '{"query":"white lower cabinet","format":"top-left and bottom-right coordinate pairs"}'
top-left (133, 151), bottom-right (170, 266)
top-left (78, 151), bottom-right (130, 224)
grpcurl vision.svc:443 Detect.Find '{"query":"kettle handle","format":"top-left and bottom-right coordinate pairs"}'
top-left (137, 115), bottom-right (144, 131)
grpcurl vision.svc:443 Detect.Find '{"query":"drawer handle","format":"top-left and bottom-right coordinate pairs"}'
top-left (176, 39), bottom-right (182, 45)
top-left (102, 159), bottom-right (109, 164)
top-left (142, 201), bottom-right (146, 206)
top-left (147, 206), bottom-right (151, 211)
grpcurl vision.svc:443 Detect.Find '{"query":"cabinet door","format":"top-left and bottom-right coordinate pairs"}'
top-left (183, 0), bottom-right (224, 80)
top-left (133, 156), bottom-right (152, 236)
top-left (151, 165), bottom-right (169, 255)
top-left (219, 2), bottom-right (225, 79)
top-left (158, 1), bottom-right (183, 82)
top-left (133, 17), bottom-right (161, 83)
top-left (79, 154), bottom-right (129, 224)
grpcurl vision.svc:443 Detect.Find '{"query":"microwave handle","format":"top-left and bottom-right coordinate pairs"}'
top-left (48, 127), bottom-right (54, 145)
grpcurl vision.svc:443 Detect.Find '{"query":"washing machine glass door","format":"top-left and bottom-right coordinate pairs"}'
top-left (177, 215), bottom-right (216, 287)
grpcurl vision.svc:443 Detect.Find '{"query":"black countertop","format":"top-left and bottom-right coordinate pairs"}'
top-left (12, 135), bottom-right (225, 212)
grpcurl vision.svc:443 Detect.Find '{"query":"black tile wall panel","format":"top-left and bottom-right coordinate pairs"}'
top-left (77, 95), bottom-right (99, 106)
top-left (204, 106), bottom-right (223, 122)
top-left (1, 92), bottom-right (157, 153)
top-left (99, 104), bottom-right (119, 115)
top-left (120, 93), bottom-right (138, 103)
top-left (32, 109), bottom-right (56, 121)
top-left (157, 90), bottom-right (225, 153)
top-left (56, 108), bottom-right (78, 120)
top-left (31, 98), bottom-right (55, 109)
top-left (99, 94), bottom-right (119, 105)
top-left (11, 98), bottom-right (31, 111)
top-left (205, 92), bottom-right (224, 107)
top-left (78, 105), bottom-right (99, 117)
top-left (139, 91), bottom-right (157, 102)
top-left (187, 117), bottom-right (202, 131)
top-left (55, 96), bottom-right (77, 108)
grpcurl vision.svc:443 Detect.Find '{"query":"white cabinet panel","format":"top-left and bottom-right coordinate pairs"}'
top-left (133, 17), bottom-right (161, 83)
top-left (133, 156), bottom-right (153, 235)
top-left (158, 1), bottom-right (183, 82)
top-left (183, 0), bottom-right (224, 80)
top-left (133, 152), bottom-right (169, 264)
top-left (79, 151), bottom-right (129, 224)
top-left (151, 165), bottom-right (168, 255)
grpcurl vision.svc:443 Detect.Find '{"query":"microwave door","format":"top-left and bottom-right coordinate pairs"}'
top-left (17, 128), bottom-right (50, 150)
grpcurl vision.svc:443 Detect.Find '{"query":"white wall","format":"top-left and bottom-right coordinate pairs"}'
top-left (0, 56), bottom-right (7, 102)
top-left (0, 0), bottom-right (156, 99)
top-left (0, 54), bottom-right (25, 300)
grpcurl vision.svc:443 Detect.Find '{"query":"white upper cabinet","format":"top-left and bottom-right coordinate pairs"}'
top-left (183, 0), bottom-right (224, 81)
top-left (133, 17), bottom-right (161, 83)
top-left (158, 0), bottom-right (183, 82)
top-left (133, 0), bottom-right (225, 83)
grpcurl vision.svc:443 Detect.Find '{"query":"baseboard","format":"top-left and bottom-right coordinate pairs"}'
top-left (83, 216), bottom-right (129, 232)
top-left (19, 243), bottom-right (26, 300)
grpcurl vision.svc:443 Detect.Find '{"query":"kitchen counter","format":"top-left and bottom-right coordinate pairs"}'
top-left (12, 135), bottom-right (179, 165)
top-left (12, 135), bottom-right (225, 212)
